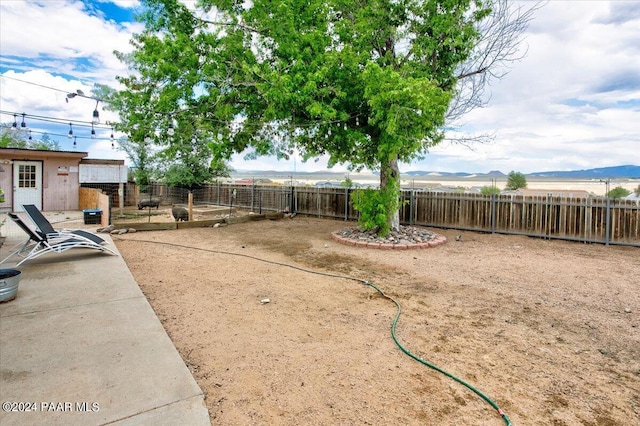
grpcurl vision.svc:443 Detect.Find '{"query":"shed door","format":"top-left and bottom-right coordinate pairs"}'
top-left (13, 161), bottom-right (42, 211)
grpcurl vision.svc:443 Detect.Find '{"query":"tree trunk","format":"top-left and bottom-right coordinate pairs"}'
top-left (380, 156), bottom-right (401, 232)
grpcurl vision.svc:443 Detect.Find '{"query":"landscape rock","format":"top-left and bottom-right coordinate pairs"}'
top-left (97, 225), bottom-right (115, 233)
top-left (335, 226), bottom-right (438, 246)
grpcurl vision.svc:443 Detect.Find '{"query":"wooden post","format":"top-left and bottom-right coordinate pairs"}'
top-left (118, 182), bottom-right (124, 216)
top-left (188, 191), bottom-right (193, 221)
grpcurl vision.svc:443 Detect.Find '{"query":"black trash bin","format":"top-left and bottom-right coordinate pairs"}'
top-left (83, 209), bottom-right (102, 225)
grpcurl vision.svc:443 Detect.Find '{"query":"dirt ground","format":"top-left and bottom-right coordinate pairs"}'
top-left (113, 212), bottom-right (639, 425)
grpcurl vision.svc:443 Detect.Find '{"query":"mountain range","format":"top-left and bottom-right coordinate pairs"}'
top-left (233, 165), bottom-right (640, 179)
top-left (404, 165), bottom-right (640, 179)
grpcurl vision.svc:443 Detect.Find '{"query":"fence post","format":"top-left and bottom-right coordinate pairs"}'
top-left (605, 197), bottom-right (611, 245)
top-left (409, 189), bottom-right (414, 226)
top-left (491, 194), bottom-right (497, 234)
top-left (251, 183), bottom-right (255, 212)
top-left (217, 181), bottom-right (221, 205)
top-left (118, 182), bottom-right (124, 216)
top-left (345, 187), bottom-right (349, 221)
top-left (290, 185), bottom-right (295, 213)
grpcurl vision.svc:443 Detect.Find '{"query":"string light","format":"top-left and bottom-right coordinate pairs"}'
top-left (2, 111), bottom-right (116, 144)
top-left (1, 75), bottom-right (369, 136)
top-left (2, 108), bottom-right (367, 150)
top-left (73, 136), bottom-right (77, 148)
top-left (1, 110), bottom-right (108, 129)
top-left (92, 101), bottom-right (100, 124)
top-left (14, 128), bottom-right (114, 143)
top-left (4, 108), bottom-right (361, 137)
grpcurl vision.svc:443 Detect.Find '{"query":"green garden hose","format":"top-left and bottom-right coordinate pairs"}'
top-left (364, 280), bottom-right (511, 425)
top-left (119, 238), bottom-right (511, 425)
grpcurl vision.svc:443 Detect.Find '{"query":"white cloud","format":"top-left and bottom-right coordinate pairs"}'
top-left (0, 0), bottom-right (143, 83)
top-left (105, 0), bottom-right (141, 9)
top-left (430, 1), bottom-right (640, 173)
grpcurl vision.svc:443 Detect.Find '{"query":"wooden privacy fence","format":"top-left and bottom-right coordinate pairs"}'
top-left (401, 192), bottom-right (639, 246)
top-left (132, 183), bottom-right (640, 247)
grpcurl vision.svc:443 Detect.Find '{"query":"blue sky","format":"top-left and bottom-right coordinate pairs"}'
top-left (1, 0), bottom-right (639, 174)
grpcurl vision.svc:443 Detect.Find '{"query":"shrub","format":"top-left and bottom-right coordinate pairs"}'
top-left (506, 171), bottom-right (527, 190)
top-left (481, 186), bottom-right (501, 195)
top-left (607, 186), bottom-right (631, 199)
top-left (352, 177), bottom-right (402, 237)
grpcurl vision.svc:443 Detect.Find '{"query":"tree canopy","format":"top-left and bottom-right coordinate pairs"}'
top-left (505, 170), bottom-right (527, 190)
top-left (113, 0), bottom-right (537, 233)
top-left (607, 186), bottom-right (631, 200)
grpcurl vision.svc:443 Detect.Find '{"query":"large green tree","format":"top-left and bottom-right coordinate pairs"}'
top-left (159, 131), bottom-right (233, 189)
top-left (505, 170), bottom-right (527, 190)
top-left (114, 0), bottom-right (537, 234)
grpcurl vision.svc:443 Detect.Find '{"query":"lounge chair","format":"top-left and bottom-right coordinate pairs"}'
top-left (22, 204), bottom-right (106, 246)
top-left (0, 213), bottom-right (117, 267)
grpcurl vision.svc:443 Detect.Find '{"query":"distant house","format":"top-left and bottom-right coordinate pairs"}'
top-left (401, 182), bottom-right (441, 191)
top-left (233, 178), bottom-right (275, 185)
top-left (465, 186), bottom-right (485, 194)
top-left (510, 188), bottom-right (592, 199)
top-left (422, 184), bottom-right (462, 193)
top-left (314, 181), bottom-right (343, 188)
top-left (0, 148), bottom-right (126, 212)
top-left (234, 178), bottom-right (254, 185)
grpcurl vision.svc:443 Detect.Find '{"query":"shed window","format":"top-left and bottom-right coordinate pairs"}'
top-left (18, 164), bottom-right (37, 188)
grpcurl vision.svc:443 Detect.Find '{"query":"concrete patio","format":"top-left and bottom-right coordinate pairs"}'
top-left (0, 212), bottom-right (210, 425)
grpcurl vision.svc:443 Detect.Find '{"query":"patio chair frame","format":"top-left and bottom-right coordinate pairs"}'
top-left (22, 204), bottom-right (107, 245)
top-left (0, 213), bottom-right (117, 267)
